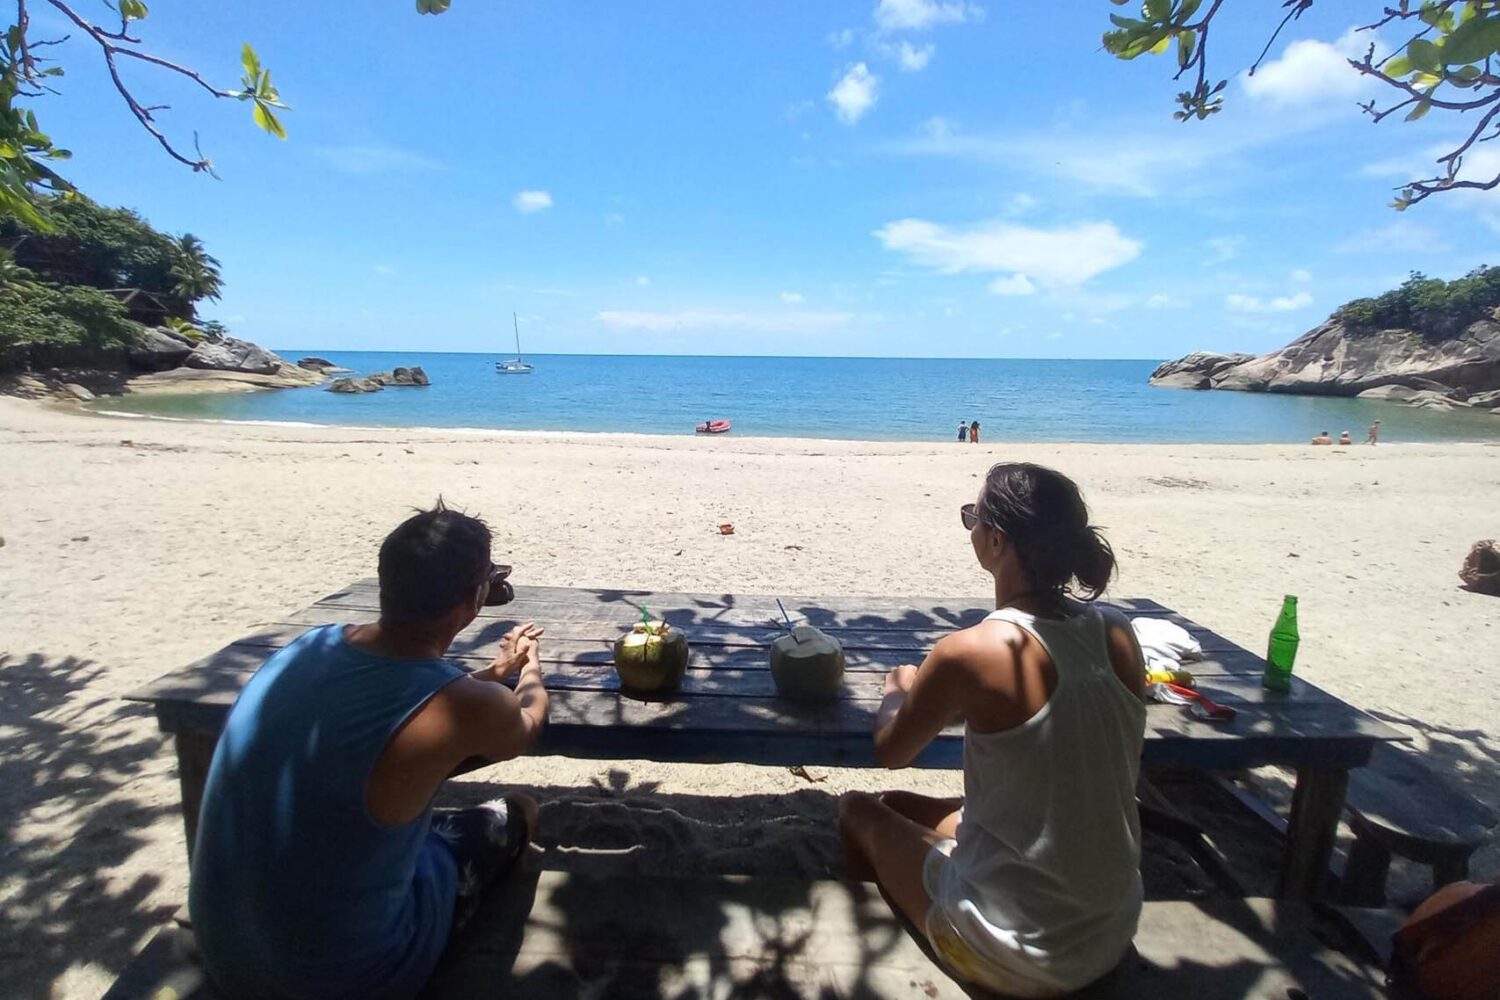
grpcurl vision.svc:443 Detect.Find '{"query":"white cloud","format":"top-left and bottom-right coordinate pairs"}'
top-left (1205, 235), bottom-right (1245, 264)
top-left (1290, 268), bottom-right (1313, 282)
top-left (873, 218), bottom-right (1142, 292)
top-left (1145, 293), bottom-right (1188, 309)
top-left (604, 212), bottom-right (625, 226)
top-left (1004, 192), bottom-right (1038, 215)
top-left (896, 41), bottom-right (935, 71)
top-left (596, 309), bottom-right (855, 333)
top-left (828, 27), bottom-right (856, 49)
top-left (1335, 219), bottom-right (1450, 254)
top-left (780, 291), bottom-right (805, 303)
top-left (874, 0), bottom-right (982, 32)
top-left (373, 264), bottom-right (396, 275)
top-left (634, 276), bottom-right (651, 287)
top-left (828, 63), bottom-right (879, 124)
top-left (1226, 291), bottom-right (1314, 312)
top-left (513, 190), bottom-right (553, 213)
top-left (312, 144), bottom-right (442, 175)
top-left (1241, 28), bottom-right (1373, 107)
top-left (885, 120), bottom-right (1230, 198)
top-left (988, 274), bottom-right (1035, 296)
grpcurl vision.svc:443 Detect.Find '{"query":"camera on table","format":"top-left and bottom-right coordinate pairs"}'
top-left (484, 563), bottom-right (515, 606)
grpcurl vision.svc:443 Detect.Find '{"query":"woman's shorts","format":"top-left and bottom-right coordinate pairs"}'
top-left (921, 839), bottom-right (1069, 999)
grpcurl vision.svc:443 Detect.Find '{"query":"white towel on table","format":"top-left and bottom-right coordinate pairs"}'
top-left (1131, 617), bottom-right (1203, 674)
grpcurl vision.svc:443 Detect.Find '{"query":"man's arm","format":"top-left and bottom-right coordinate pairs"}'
top-left (447, 629), bottom-right (549, 762)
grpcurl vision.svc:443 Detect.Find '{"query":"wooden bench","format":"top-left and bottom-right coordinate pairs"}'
top-left (1339, 743), bottom-right (1499, 907)
top-left (104, 872), bottom-right (1392, 999)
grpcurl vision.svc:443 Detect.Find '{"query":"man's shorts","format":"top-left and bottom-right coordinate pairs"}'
top-left (430, 797), bottom-right (530, 931)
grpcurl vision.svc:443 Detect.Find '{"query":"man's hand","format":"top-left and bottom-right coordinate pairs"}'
top-left (485, 623), bottom-right (544, 682)
top-left (884, 664), bottom-right (918, 697)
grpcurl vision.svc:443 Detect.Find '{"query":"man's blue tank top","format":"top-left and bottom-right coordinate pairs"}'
top-left (188, 624), bottom-right (468, 999)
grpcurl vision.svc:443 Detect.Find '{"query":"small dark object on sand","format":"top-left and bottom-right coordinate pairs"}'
top-left (1459, 540), bottom-right (1500, 596)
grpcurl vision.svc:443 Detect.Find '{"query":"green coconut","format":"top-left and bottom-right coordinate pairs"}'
top-left (613, 621), bottom-right (690, 695)
top-left (770, 625), bottom-right (845, 702)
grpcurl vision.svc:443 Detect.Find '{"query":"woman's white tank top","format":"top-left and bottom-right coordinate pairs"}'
top-left (935, 605), bottom-right (1147, 990)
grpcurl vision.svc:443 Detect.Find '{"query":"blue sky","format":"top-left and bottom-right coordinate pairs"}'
top-left (35, 1), bottom-right (1492, 358)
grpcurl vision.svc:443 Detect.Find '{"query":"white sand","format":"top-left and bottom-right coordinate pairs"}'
top-left (2, 396), bottom-right (1498, 998)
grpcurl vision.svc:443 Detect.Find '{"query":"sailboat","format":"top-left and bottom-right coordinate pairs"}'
top-left (495, 312), bottom-right (535, 374)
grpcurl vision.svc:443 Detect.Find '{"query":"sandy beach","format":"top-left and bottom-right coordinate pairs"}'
top-left (2, 395), bottom-right (1499, 999)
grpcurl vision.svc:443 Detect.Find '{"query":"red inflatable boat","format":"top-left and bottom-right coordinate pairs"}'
top-left (695, 419), bottom-right (731, 434)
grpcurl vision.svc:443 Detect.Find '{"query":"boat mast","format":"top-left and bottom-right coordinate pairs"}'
top-left (513, 312), bottom-right (522, 361)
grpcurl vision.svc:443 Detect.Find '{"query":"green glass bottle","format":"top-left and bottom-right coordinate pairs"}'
top-left (1263, 595), bottom-right (1299, 691)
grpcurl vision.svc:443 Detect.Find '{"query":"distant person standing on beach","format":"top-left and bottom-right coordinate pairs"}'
top-left (970, 421), bottom-right (981, 445)
top-left (958, 422), bottom-right (969, 443)
top-left (1367, 420), bottom-right (1382, 445)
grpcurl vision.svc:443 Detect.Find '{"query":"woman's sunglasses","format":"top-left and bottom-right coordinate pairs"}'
top-left (960, 503), bottom-right (979, 531)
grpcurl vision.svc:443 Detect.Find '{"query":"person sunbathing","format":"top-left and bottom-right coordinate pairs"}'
top-left (840, 462), bottom-right (1146, 998)
top-left (1338, 431), bottom-right (1352, 446)
top-left (1312, 431), bottom-right (1333, 445)
top-left (189, 502), bottom-right (549, 999)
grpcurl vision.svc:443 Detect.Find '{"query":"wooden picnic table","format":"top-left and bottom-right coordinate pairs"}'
top-left (128, 582), bottom-right (1406, 900)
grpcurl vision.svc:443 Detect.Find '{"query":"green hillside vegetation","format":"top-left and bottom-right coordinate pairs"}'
top-left (0, 197), bottom-right (221, 369)
top-left (1334, 266), bottom-right (1500, 341)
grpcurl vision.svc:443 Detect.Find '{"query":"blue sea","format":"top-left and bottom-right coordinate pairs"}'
top-left (93, 353), bottom-right (1500, 444)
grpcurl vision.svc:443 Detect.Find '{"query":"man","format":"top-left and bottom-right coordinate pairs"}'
top-left (958, 421), bottom-right (969, 443)
top-left (189, 503), bottom-right (549, 999)
top-left (1367, 420), bottom-right (1382, 445)
top-left (1311, 431), bottom-right (1333, 446)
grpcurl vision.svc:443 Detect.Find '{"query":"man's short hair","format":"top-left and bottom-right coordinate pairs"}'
top-left (378, 501), bottom-right (492, 625)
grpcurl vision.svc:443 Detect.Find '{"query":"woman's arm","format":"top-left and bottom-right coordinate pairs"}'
top-left (872, 634), bottom-right (970, 769)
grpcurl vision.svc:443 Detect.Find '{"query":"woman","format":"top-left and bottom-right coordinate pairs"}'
top-left (839, 462), bottom-right (1146, 997)
top-left (969, 420), bottom-right (981, 444)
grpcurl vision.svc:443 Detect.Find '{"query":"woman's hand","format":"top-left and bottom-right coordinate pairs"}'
top-left (487, 623), bottom-right (544, 681)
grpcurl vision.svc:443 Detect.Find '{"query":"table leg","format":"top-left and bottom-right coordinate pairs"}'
top-left (1277, 765), bottom-right (1349, 900)
top-left (174, 731), bottom-right (218, 864)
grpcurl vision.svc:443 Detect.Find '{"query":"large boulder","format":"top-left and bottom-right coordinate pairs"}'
top-left (1153, 316), bottom-right (1500, 398)
top-left (368, 366), bottom-right (430, 387)
top-left (329, 377), bottom-right (383, 394)
top-left (185, 333), bottom-right (283, 375)
top-left (128, 327), bottom-right (196, 372)
top-left (1149, 352), bottom-right (1255, 389)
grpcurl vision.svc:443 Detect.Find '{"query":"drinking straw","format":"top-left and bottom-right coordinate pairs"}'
top-left (776, 598), bottom-right (794, 631)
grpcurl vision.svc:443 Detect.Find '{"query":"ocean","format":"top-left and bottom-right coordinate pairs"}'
top-left (93, 353), bottom-right (1500, 444)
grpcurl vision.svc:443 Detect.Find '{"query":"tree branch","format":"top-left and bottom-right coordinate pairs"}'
top-left (39, 0), bottom-right (240, 170)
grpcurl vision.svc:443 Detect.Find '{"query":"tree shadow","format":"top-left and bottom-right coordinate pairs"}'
top-left (0, 653), bottom-right (178, 999)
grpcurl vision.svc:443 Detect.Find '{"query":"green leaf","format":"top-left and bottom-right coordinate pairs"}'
top-left (1451, 64), bottom-right (1483, 86)
top-left (119, 0), bottom-right (148, 21)
top-left (1143, 0), bottom-right (1172, 22)
top-left (241, 43), bottom-right (262, 80)
top-left (416, 0), bottom-right (452, 12)
top-left (1405, 98), bottom-right (1432, 121)
top-left (252, 102), bottom-right (287, 140)
top-left (1407, 37), bottom-right (1442, 73)
top-left (1177, 28), bottom-right (1196, 68)
top-left (1439, 13), bottom-right (1500, 65)
top-left (1109, 13), bottom-right (1146, 30)
top-left (1382, 55), bottom-right (1412, 78)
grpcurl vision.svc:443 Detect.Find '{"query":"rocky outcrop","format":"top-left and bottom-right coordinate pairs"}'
top-left (367, 366), bottom-right (430, 387)
top-left (297, 356), bottom-right (353, 374)
top-left (328, 377), bottom-right (383, 394)
top-left (126, 364), bottom-right (324, 395)
top-left (184, 333), bottom-right (283, 375)
top-left (1148, 352), bottom-right (1255, 389)
top-left (1151, 314), bottom-right (1500, 400)
top-left (128, 327), bottom-right (196, 372)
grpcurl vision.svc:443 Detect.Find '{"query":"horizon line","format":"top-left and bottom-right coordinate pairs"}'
top-left (273, 349), bottom-right (1171, 363)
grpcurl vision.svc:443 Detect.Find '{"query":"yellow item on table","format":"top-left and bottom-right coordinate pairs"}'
top-left (1146, 668), bottom-right (1195, 688)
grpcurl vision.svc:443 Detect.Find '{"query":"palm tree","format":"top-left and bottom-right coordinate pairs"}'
top-left (169, 233), bottom-right (222, 313)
